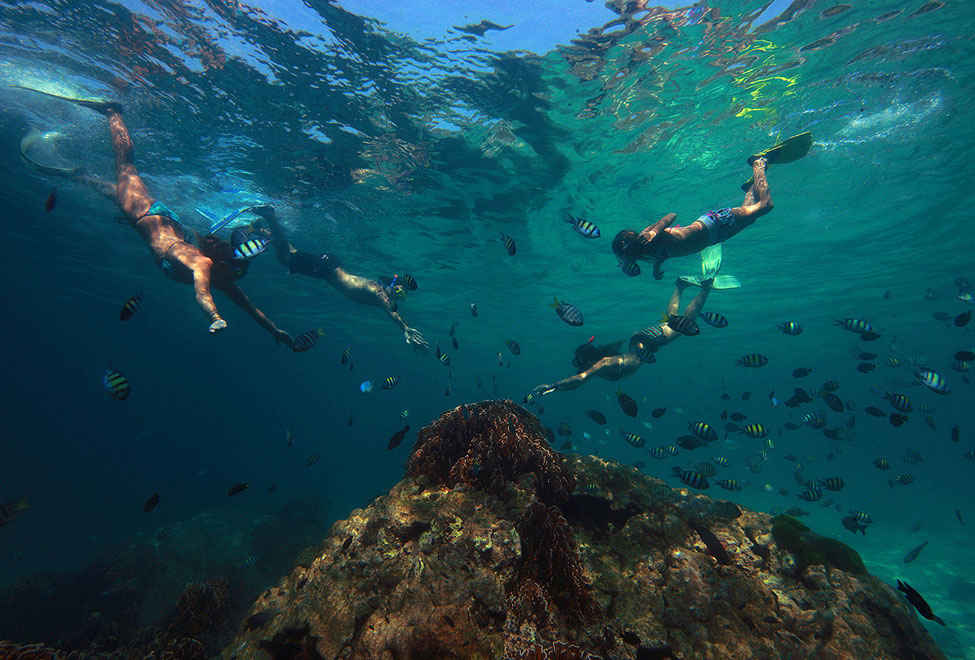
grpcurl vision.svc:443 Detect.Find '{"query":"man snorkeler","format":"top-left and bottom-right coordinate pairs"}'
top-left (16, 89), bottom-right (294, 344)
top-left (613, 156), bottom-right (773, 280)
top-left (528, 277), bottom-right (712, 397)
top-left (247, 204), bottom-right (429, 352)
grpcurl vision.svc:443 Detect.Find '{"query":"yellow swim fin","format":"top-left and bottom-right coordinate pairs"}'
top-left (741, 131), bottom-right (812, 190)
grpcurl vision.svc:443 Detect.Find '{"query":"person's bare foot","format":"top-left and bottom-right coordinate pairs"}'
top-left (209, 318), bottom-right (228, 333)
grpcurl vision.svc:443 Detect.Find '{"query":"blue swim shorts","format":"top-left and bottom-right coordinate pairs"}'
top-left (696, 208), bottom-right (736, 245)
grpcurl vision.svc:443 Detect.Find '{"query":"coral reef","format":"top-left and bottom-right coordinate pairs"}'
top-left (0, 497), bottom-right (324, 660)
top-left (223, 404), bottom-right (947, 660)
top-left (510, 504), bottom-right (598, 624)
top-left (405, 400), bottom-right (575, 504)
top-left (771, 514), bottom-right (867, 575)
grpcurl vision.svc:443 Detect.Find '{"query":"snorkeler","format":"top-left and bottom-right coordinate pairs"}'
top-left (528, 277), bottom-right (712, 397)
top-left (248, 204), bottom-right (429, 352)
top-left (16, 88), bottom-right (294, 344)
top-left (612, 132), bottom-right (811, 280)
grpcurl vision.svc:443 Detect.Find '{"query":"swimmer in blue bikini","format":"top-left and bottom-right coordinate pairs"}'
top-left (17, 91), bottom-right (294, 344)
top-left (249, 205), bottom-right (429, 352)
top-left (612, 156), bottom-right (773, 280)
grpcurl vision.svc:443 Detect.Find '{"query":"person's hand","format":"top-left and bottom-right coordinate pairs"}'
top-left (404, 327), bottom-right (429, 352)
top-left (249, 203), bottom-right (275, 219)
top-left (529, 383), bottom-right (556, 399)
top-left (274, 329), bottom-right (295, 349)
top-left (653, 259), bottom-right (665, 281)
top-left (209, 317), bottom-right (228, 333)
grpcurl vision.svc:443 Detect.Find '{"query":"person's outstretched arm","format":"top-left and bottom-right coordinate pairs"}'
top-left (218, 281), bottom-right (294, 347)
top-left (529, 354), bottom-right (640, 398)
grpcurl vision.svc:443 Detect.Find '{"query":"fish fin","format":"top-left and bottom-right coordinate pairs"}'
top-left (551, 295), bottom-right (560, 308)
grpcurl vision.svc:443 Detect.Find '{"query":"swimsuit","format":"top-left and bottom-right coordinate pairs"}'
top-left (696, 208), bottom-right (737, 246)
top-left (288, 249), bottom-right (342, 279)
top-left (137, 201), bottom-right (197, 281)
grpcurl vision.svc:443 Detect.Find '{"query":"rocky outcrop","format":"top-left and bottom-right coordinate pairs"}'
top-left (223, 400), bottom-right (945, 660)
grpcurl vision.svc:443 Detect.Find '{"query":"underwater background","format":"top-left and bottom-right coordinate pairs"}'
top-left (0, 0), bottom-right (973, 656)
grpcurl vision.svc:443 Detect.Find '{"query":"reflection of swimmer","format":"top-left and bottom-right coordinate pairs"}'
top-left (528, 278), bottom-right (712, 397)
top-left (252, 205), bottom-right (429, 352)
top-left (613, 157), bottom-right (773, 280)
top-left (17, 91), bottom-right (294, 344)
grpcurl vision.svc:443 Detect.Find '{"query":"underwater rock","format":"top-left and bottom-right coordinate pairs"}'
top-left (224, 403), bottom-right (946, 660)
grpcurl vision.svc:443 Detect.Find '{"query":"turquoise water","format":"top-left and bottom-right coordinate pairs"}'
top-left (1, 0), bottom-right (973, 655)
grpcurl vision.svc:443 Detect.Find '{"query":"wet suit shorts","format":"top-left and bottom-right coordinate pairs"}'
top-left (697, 208), bottom-right (736, 246)
top-left (289, 250), bottom-right (342, 279)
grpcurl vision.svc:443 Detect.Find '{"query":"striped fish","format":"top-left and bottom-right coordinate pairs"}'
top-left (382, 376), bottom-right (400, 390)
top-left (666, 314), bottom-right (700, 336)
top-left (817, 477), bottom-right (845, 491)
top-left (565, 214), bottom-right (601, 238)
top-left (778, 321), bottom-right (802, 335)
top-left (436, 343), bottom-right (451, 366)
top-left (500, 233), bottom-right (516, 255)
top-left (671, 467), bottom-right (709, 490)
top-left (293, 327), bottom-right (325, 353)
top-left (884, 391), bottom-right (912, 413)
top-left (890, 474), bottom-right (914, 487)
top-left (505, 339), bottom-right (522, 355)
top-left (103, 367), bottom-right (130, 400)
top-left (802, 412), bottom-right (827, 429)
top-left (647, 446), bottom-right (668, 459)
top-left (736, 423), bottom-right (768, 438)
top-left (695, 462), bottom-right (717, 477)
top-left (820, 391), bottom-right (844, 413)
top-left (306, 454), bottom-right (319, 466)
top-left (688, 421), bottom-right (718, 442)
top-left (341, 345), bottom-right (351, 366)
top-left (619, 260), bottom-right (641, 277)
top-left (619, 429), bottom-right (645, 448)
top-left (850, 510), bottom-right (873, 524)
top-left (887, 357), bottom-right (902, 367)
top-left (616, 389), bottom-right (638, 417)
top-left (835, 318), bottom-right (876, 334)
top-left (798, 487), bottom-right (823, 502)
top-left (915, 368), bottom-right (950, 395)
top-left (821, 380), bottom-right (840, 392)
top-left (233, 236), bottom-right (270, 259)
top-left (712, 456), bottom-right (729, 467)
top-left (700, 311), bottom-right (728, 328)
top-left (119, 291), bottom-right (144, 321)
top-left (736, 353), bottom-right (768, 367)
top-left (873, 458), bottom-right (890, 470)
top-left (550, 296), bottom-right (584, 326)
top-left (716, 479), bottom-right (743, 492)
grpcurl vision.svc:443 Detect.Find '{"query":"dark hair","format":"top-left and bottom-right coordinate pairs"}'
top-left (612, 229), bottom-right (642, 260)
top-left (573, 340), bottom-right (624, 372)
top-left (200, 234), bottom-right (249, 279)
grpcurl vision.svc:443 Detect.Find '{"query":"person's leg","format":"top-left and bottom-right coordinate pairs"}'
top-left (167, 242), bottom-right (224, 331)
top-left (667, 280), bottom-right (689, 316)
top-left (731, 157), bottom-right (772, 221)
top-left (681, 282), bottom-right (713, 320)
top-left (104, 110), bottom-right (154, 220)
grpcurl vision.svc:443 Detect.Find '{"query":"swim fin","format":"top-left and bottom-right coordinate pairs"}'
top-left (679, 245), bottom-right (740, 289)
top-left (19, 129), bottom-right (85, 177)
top-left (10, 85), bottom-right (123, 114)
top-left (678, 275), bottom-right (741, 290)
top-left (741, 131), bottom-right (812, 190)
top-left (701, 244), bottom-right (722, 280)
